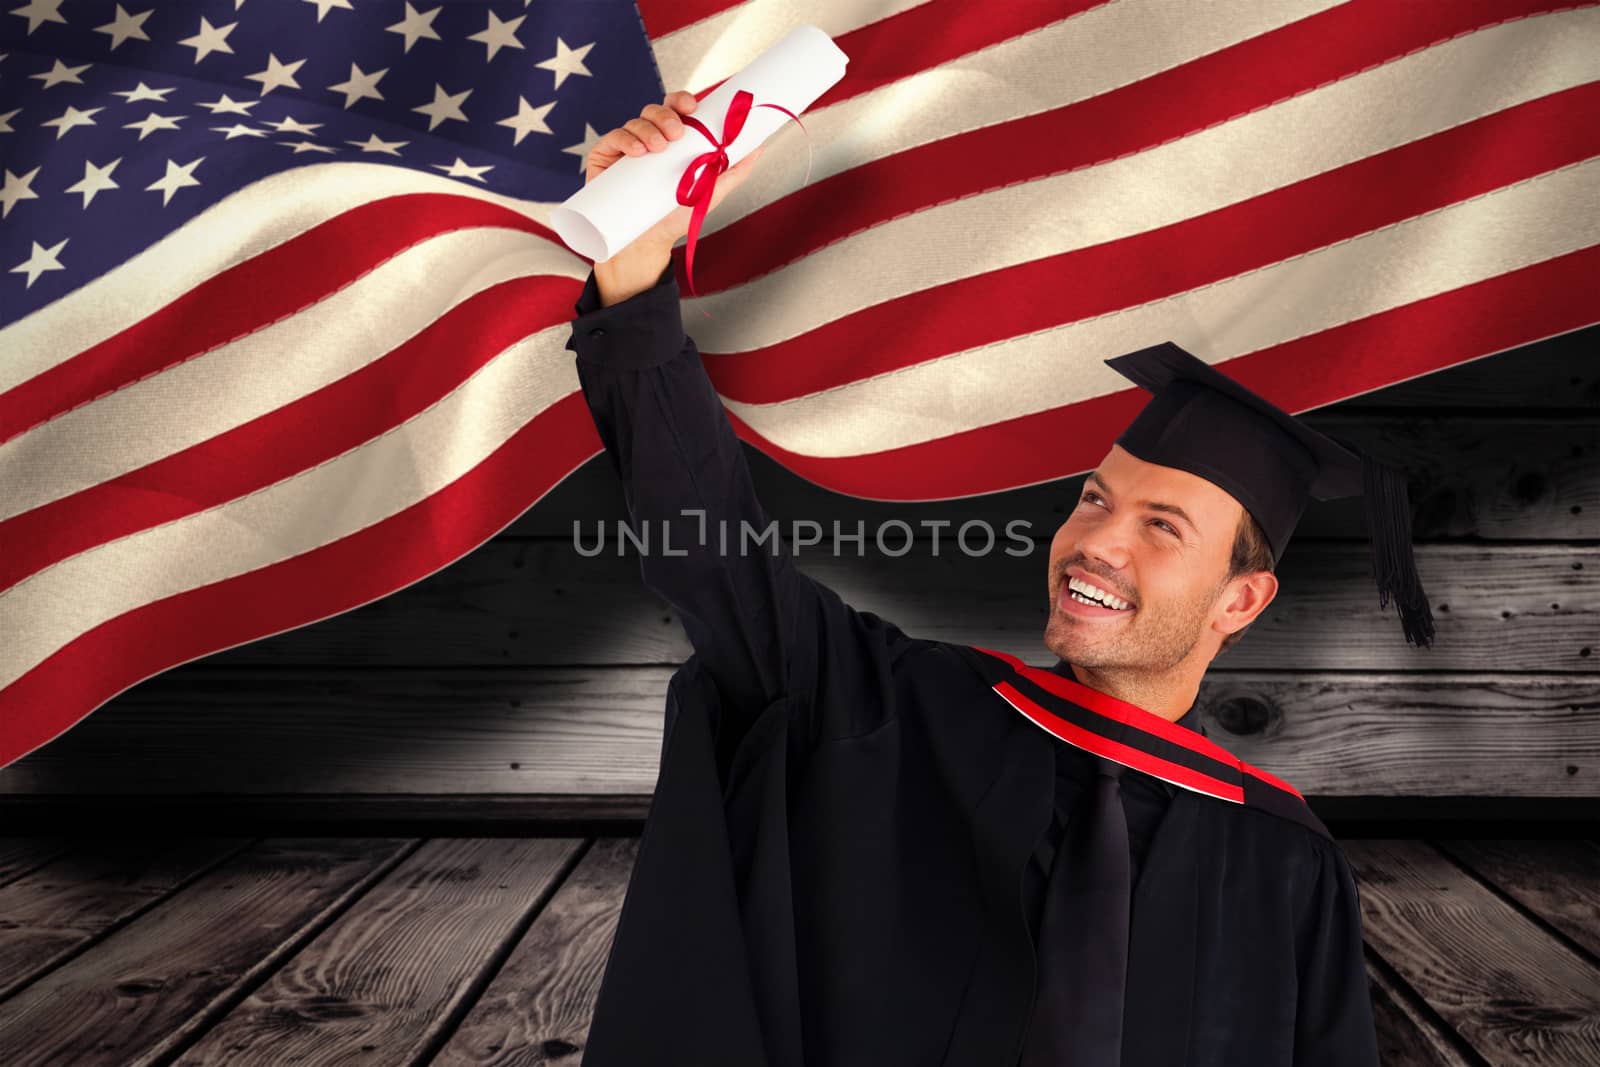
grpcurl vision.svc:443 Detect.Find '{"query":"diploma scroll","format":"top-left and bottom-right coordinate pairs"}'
top-left (549, 23), bottom-right (849, 265)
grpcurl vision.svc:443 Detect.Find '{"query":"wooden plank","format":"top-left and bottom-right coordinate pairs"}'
top-left (157, 542), bottom-right (1595, 673)
top-left (176, 837), bottom-right (582, 1066)
top-left (1344, 840), bottom-right (1600, 1064)
top-left (1364, 956), bottom-right (1477, 1067)
top-left (0, 837), bottom-right (248, 1002)
top-left (517, 413), bottom-right (1600, 540)
top-left (434, 837), bottom-right (636, 1065)
top-left (0, 839), bottom-right (70, 889)
top-left (0, 838), bottom-right (416, 1066)
top-left (1435, 840), bottom-right (1600, 960)
top-left (6, 671), bottom-right (1597, 801)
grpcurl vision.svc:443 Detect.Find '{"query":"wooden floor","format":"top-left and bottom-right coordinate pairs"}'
top-left (0, 837), bottom-right (1596, 1066)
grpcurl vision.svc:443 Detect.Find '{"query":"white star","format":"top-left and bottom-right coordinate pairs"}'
top-left (385, 3), bottom-right (441, 54)
top-left (536, 37), bottom-right (593, 90)
top-left (212, 122), bottom-right (268, 140)
top-left (11, 238), bottom-right (67, 288)
top-left (433, 157), bottom-right (493, 183)
top-left (561, 123), bottom-right (603, 172)
top-left (412, 83), bottom-right (470, 131)
top-left (146, 157), bottom-right (204, 206)
top-left (497, 96), bottom-right (555, 146)
top-left (0, 166), bottom-right (41, 217)
top-left (327, 62), bottom-right (386, 109)
top-left (112, 82), bottom-right (176, 104)
top-left (179, 17), bottom-right (238, 64)
top-left (281, 140), bottom-right (336, 154)
top-left (263, 115), bottom-right (321, 135)
top-left (346, 132), bottom-right (407, 155)
top-left (30, 59), bottom-right (92, 89)
top-left (95, 5), bottom-right (154, 50)
top-left (301, 0), bottom-right (352, 21)
top-left (41, 104), bottom-right (102, 139)
top-left (9, 0), bottom-right (66, 35)
top-left (195, 93), bottom-right (257, 115)
top-left (123, 111), bottom-right (184, 140)
top-left (0, 107), bottom-right (20, 133)
top-left (245, 53), bottom-right (305, 96)
top-left (65, 158), bottom-right (121, 207)
top-left (467, 10), bottom-right (524, 61)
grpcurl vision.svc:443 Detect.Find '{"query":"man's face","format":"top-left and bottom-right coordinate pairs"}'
top-left (1044, 443), bottom-right (1249, 670)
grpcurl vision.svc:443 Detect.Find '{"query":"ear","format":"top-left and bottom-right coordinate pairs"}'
top-left (1214, 570), bottom-right (1279, 638)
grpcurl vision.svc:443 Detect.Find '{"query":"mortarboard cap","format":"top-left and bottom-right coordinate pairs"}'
top-left (1103, 341), bottom-right (1435, 649)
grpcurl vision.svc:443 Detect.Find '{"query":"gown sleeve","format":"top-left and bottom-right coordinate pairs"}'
top-left (1292, 838), bottom-right (1382, 1066)
top-left (566, 260), bottom-right (915, 753)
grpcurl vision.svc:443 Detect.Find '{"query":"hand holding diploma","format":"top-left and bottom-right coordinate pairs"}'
top-left (586, 91), bottom-right (768, 308)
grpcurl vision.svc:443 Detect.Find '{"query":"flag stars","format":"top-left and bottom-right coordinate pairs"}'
top-left (0, 166), bottom-right (41, 217)
top-left (347, 132), bottom-right (406, 155)
top-left (281, 140), bottom-right (336, 154)
top-left (41, 104), bottom-right (101, 139)
top-left (11, 238), bottom-right (67, 288)
top-left (412, 83), bottom-right (470, 131)
top-left (386, 3), bottom-right (441, 54)
top-left (9, 0), bottom-right (66, 35)
top-left (213, 122), bottom-right (268, 140)
top-left (179, 17), bottom-right (238, 64)
top-left (196, 93), bottom-right (257, 115)
top-left (468, 10), bottom-right (524, 61)
top-left (95, 5), bottom-right (154, 50)
top-left (246, 53), bottom-right (305, 96)
top-left (264, 115), bottom-right (321, 135)
top-left (31, 59), bottom-right (92, 90)
top-left (146, 157), bottom-right (203, 205)
top-left (536, 37), bottom-right (593, 90)
top-left (302, 0), bottom-right (352, 21)
top-left (0, 107), bottom-right (20, 133)
top-left (498, 97), bottom-right (555, 146)
top-left (113, 82), bottom-right (177, 104)
top-left (434, 157), bottom-right (493, 183)
top-left (124, 111), bottom-right (184, 140)
top-left (65, 158), bottom-right (121, 207)
top-left (327, 63), bottom-right (386, 109)
top-left (561, 123), bottom-right (602, 172)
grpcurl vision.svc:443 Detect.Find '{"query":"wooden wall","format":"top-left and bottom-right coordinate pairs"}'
top-left (4, 326), bottom-right (1596, 830)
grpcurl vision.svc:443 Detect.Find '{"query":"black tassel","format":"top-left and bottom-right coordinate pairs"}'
top-left (1359, 445), bottom-right (1435, 649)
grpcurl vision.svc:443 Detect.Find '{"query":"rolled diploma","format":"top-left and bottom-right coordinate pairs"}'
top-left (549, 22), bottom-right (849, 263)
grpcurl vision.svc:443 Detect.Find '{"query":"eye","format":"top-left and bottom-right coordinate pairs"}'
top-left (1083, 491), bottom-right (1179, 536)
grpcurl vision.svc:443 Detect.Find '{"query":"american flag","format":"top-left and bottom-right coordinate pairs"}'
top-left (1, 0), bottom-right (1597, 768)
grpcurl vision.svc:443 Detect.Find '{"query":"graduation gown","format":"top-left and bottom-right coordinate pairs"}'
top-left (567, 263), bottom-right (1381, 1067)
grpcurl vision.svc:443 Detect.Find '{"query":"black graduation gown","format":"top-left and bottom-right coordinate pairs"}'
top-left (567, 262), bottom-right (1381, 1067)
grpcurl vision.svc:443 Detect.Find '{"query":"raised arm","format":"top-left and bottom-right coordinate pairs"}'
top-left (564, 92), bottom-right (916, 749)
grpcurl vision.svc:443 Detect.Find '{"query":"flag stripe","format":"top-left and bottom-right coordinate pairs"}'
top-left (684, 0), bottom-right (1577, 299)
top-left (0, 229), bottom-right (581, 525)
top-left (0, 277), bottom-right (582, 593)
top-left (715, 245), bottom-right (1600, 498)
top-left (722, 158), bottom-right (1600, 457)
top-left (0, 394), bottom-right (602, 767)
top-left (701, 83), bottom-right (1600, 405)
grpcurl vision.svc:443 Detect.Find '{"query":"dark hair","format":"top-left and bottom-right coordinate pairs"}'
top-left (1216, 506), bottom-right (1275, 654)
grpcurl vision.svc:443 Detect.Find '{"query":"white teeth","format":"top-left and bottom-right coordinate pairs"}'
top-left (1068, 575), bottom-right (1131, 610)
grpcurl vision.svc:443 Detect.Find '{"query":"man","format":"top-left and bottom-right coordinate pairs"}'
top-left (567, 91), bottom-right (1420, 1066)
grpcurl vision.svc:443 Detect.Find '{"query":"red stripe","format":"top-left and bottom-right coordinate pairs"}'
top-left (0, 277), bottom-right (582, 593)
top-left (716, 248), bottom-right (1600, 499)
top-left (996, 681), bottom-right (1245, 804)
top-left (0, 194), bottom-right (563, 444)
top-left (678, 0), bottom-right (1575, 301)
top-left (700, 82), bottom-right (1600, 403)
top-left (635, 0), bottom-right (744, 40)
top-left (0, 395), bottom-right (602, 769)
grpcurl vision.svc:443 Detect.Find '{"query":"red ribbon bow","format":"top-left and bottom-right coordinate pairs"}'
top-left (675, 88), bottom-right (811, 305)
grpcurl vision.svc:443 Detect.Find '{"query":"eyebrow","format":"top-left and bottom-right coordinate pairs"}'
top-left (1085, 470), bottom-right (1201, 536)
